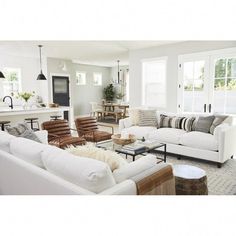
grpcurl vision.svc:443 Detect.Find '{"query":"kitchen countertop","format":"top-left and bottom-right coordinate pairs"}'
top-left (0, 106), bottom-right (70, 116)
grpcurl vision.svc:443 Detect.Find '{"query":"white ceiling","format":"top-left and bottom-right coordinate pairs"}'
top-left (0, 41), bottom-right (179, 67)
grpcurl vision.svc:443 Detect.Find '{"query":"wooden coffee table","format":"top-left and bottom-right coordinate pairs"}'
top-left (96, 139), bottom-right (167, 162)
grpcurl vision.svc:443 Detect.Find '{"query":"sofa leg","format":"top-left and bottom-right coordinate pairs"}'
top-left (231, 155), bottom-right (234, 159)
top-left (177, 155), bottom-right (181, 160)
top-left (217, 163), bottom-right (222, 168)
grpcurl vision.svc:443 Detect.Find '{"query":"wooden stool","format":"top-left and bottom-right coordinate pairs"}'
top-left (0, 121), bottom-right (11, 131)
top-left (24, 118), bottom-right (40, 131)
top-left (174, 164), bottom-right (208, 195)
top-left (50, 115), bottom-right (62, 120)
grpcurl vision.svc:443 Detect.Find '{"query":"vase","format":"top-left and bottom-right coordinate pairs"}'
top-left (22, 101), bottom-right (29, 110)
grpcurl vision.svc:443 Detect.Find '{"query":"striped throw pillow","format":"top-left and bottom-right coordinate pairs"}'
top-left (170, 116), bottom-right (184, 129)
top-left (139, 110), bottom-right (157, 127)
top-left (159, 114), bottom-right (172, 128)
top-left (180, 117), bottom-right (195, 132)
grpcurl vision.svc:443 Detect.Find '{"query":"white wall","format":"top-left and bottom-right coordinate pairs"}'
top-left (129, 41), bottom-right (236, 112)
top-left (47, 58), bottom-right (111, 116)
top-left (0, 53), bottom-right (48, 101)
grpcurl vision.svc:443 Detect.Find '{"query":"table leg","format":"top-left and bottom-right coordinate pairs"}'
top-left (133, 155), bottom-right (135, 162)
top-left (164, 144), bottom-right (167, 163)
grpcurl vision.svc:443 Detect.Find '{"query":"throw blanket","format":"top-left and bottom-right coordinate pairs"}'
top-left (131, 165), bottom-right (175, 195)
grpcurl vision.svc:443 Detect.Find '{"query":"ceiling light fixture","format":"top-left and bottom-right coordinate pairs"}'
top-left (117, 60), bottom-right (120, 84)
top-left (37, 45), bottom-right (47, 80)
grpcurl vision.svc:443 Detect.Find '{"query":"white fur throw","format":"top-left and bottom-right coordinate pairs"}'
top-left (66, 144), bottom-right (128, 171)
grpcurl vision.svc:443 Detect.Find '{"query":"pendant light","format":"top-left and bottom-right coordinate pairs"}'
top-left (0, 71), bottom-right (5, 78)
top-left (37, 45), bottom-right (47, 80)
top-left (117, 60), bottom-right (120, 84)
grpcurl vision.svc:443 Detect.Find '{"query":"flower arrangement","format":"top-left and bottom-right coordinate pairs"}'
top-left (16, 91), bottom-right (35, 102)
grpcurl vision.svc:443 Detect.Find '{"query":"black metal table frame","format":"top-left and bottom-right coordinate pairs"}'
top-left (97, 140), bottom-right (167, 163)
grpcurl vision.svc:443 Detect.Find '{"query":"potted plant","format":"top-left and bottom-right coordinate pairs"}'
top-left (103, 84), bottom-right (115, 102)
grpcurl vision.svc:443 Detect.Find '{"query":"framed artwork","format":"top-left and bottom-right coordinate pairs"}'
top-left (76, 72), bottom-right (86, 85)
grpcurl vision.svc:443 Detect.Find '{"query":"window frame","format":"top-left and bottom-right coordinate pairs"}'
top-left (93, 72), bottom-right (102, 86)
top-left (178, 47), bottom-right (236, 115)
top-left (2, 67), bottom-right (22, 96)
top-left (76, 71), bottom-right (87, 85)
top-left (141, 56), bottom-right (167, 108)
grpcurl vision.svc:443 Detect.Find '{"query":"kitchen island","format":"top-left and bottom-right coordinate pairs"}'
top-left (0, 106), bottom-right (72, 128)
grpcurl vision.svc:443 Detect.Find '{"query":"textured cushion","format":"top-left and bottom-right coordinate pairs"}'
top-left (6, 123), bottom-right (41, 143)
top-left (113, 154), bottom-right (157, 183)
top-left (148, 128), bottom-right (187, 145)
top-left (128, 108), bottom-right (141, 125)
top-left (66, 145), bottom-right (127, 171)
top-left (180, 117), bottom-right (195, 131)
top-left (159, 114), bottom-right (173, 128)
top-left (139, 110), bottom-right (157, 127)
top-left (9, 137), bottom-right (49, 168)
top-left (210, 116), bottom-right (228, 135)
top-left (35, 130), bottom-right (48, 144)
top-left (180, 131), bottom-right (218, 151)
top-left (41, 147), bottom-right (116, 193)
top-left (0, 131), bottom-right (16, 153)
top-left (123, 126), bottom-right (157, 139)
top-left (195, 116), bottom-right (215, 133)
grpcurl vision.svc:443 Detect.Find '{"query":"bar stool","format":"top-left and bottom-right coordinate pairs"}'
top-left (24, 118), bottom-right (40, 131)
top-left (50, 115), bottom-right (62, 120)
top-left (0, 121), bottom-right (11, 131)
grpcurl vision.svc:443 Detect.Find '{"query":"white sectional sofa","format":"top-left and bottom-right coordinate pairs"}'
top-left (119, 111), bottom-right (236, 167)
top-left (0, 131), bottom-right (175, 195)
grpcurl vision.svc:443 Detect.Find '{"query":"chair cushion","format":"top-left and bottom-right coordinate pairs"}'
top-left (41, 147), bottom-right (116, 193)
top-left (180, 131), bottom-right (218, 151)
top-left (148, 128), bottom-right (187, 145)
top-left (49, 136), bottom-right (86, 149)
top-left (84, 130), bottom-right (112, 142)
top-left (123, 126), bottom-right (157, 139)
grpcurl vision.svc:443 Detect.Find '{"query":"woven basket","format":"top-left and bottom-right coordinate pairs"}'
top-left (111, 134), bottom-right (136, 145)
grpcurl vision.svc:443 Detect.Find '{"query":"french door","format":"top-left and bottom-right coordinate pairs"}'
top-left (178, 50), bottom-right (236, 115)
top-left (178, 56), bottom-right (210, 113)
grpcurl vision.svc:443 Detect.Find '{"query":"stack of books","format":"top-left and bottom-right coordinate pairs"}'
top-left (118, 144), bottom-right (146, 155)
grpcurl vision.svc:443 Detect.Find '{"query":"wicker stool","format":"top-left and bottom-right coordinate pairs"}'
top-left (24, 118), bottom-right (40, 131)
top-left (173, 164), bottom-right (208, 195)
top-left (50, 115), bottom-right (62, 120)
top-left (0, 121), bottom-right (11, 131)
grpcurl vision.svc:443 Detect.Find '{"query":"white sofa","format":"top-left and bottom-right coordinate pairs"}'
top-left (119, 112), bottom-right (236, 167)
top-left (0, 131), bottom-right (175, 195)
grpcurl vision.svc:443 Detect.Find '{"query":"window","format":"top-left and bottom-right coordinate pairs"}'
top-left (182, 59), bottom-right (207, 113)
top-left (213, 57), bottom-right (236, 114)
top-left (142, 58), bottom-right (167, 107)
top-left (178, 48), bottom-right (236, 114)
top-left (76, 71), bottom-right (86, 85)
top-left (2, 68), bottom-right (22, 96)
top-left (93, 72), bottom-right (102, 86)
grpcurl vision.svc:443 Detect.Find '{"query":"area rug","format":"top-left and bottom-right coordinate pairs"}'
top-left (124, 154), bottom-right (236, 195)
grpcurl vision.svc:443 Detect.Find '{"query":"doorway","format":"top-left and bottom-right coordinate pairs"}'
top-left (52, 75), bottom-right (70, 120)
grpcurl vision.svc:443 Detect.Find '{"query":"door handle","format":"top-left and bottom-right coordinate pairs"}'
top-left (209, 104), bottom-right (212, 113)
top-left (204, 104), bottom-right (206, 113)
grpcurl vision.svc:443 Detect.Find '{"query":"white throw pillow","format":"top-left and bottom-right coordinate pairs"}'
top-left (113, 154), bottom-right (158, 183)
top-left (35, 130), bottom-right (48, 144)
top-left (66, 145), bottom-right (127, 171)
top-left (0, 131), bottom-right (16, 153)
top-left (41, 147), bottom-right (116, 193)
top-left (128, 108), bottom-right (141, 125)
top-left (9, 137), bottom-right (50, 168)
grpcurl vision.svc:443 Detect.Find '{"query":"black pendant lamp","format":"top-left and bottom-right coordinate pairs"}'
top-left (37, 45), bottom-right (47, 80)
top-left (0, 71), bottom-right (5, 78)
